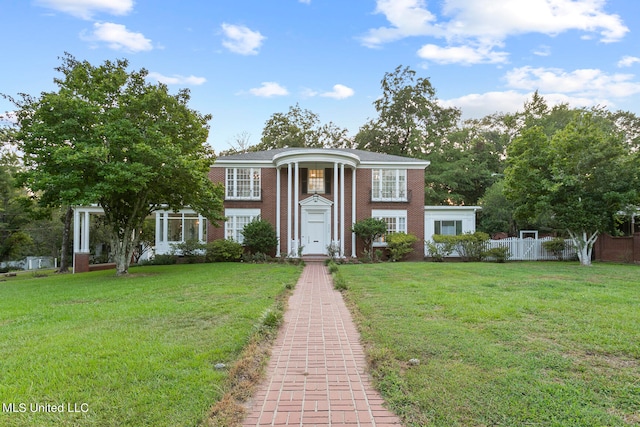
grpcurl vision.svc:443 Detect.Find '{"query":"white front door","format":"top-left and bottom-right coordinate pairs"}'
top-left (302, 209), bottom-right (329, 255)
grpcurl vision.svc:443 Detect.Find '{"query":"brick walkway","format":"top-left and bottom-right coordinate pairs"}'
top-left (243, 262), bottom-right (402, 427)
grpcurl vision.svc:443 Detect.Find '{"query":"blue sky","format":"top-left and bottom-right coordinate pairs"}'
top-left (1, 0), bottom-right (639, 153)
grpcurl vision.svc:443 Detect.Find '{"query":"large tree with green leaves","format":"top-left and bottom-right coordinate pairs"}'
top-left (255, 104), bottom-right (351, 150)
top-left (355, 65), bottom-right (459, 158)
top-left (504, 111), bottom-right (637, 265)
top-left (8, 54), bottom-right (224, 275)
top-left (0, 149), bottom-right (34, 261)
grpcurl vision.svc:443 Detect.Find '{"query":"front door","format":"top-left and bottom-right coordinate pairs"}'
top-left (302, 209), bottom-right (329, 255)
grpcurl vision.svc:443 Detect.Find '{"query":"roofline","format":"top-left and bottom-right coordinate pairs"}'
top-left (424, 205), bottom-right (482, 211)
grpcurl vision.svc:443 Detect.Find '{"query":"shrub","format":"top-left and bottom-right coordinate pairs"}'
top-left (242, 218), bottom-right (278, 256)
top-left (430, 235), bottom-right (458, 261)
top-left (485, 246), bottom-right (510, 263)
top-left (171, 239), bottom-right (206, 263)
top-left (542, 237), bottom-right (567, 260)
top-left (206, 239), bottom-right (244, 262)
top-left (352, 218), bottom-right (388, 261)
top-left (432, 232), bottom-right (490, 262)
top-left (386, 232), bottom-right (418, 262)
top-left (455, 232), bottom-right (490, 261)
top-left (139, 254), bottom-right (177, 265)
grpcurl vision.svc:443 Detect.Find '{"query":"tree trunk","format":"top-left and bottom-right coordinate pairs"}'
top-left (58, 206), bottom-right (73, 273)
top-left (110, 227), bottom-right (140, 276)
top-left (569, 230), bottom-right (598, 266)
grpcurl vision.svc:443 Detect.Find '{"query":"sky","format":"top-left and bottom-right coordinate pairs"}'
top-left (1, 0), bottom-right (640, 153)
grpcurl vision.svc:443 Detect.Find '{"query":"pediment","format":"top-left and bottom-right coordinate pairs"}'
top-left (299, 195), bottom-right (333, 207)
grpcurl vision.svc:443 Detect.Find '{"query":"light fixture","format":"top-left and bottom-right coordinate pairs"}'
top-left (313, 192), bottom-right (318, 202)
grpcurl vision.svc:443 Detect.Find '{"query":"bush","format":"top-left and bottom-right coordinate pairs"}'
top-left (171, 239), bottom-right (206, 263)
top-left (455, 232), bottom-right (490, 261)
top-left (485, 246), bottom-right (510, 263)
top-left (432, 232), bottom-right (490, 262)
top-left (542, 237), bottom-right (567, 260)
top-left (139, 254), bottom-right (177, 265)
top-left (352, 218), bottom-right (387, 261)
top-left (242, 218), bottom-right (278, 256)
top-left (386, 232), bottom-right (418, 262)
top-left (206, 239), bottom-right (243, 262)
top-left (425, 241), bottom-right (444, 262)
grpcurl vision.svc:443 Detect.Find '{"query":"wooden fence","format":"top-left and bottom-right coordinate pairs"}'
top-left (485, 237), bottom-right (577, 261)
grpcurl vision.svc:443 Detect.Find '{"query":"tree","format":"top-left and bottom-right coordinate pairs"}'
top-left (504, 111), bottom-right (637, 265)
top-left (0, 149), bottom-right (34, 261)
top-left (355, 65), bottom-right (460, 158)
top-left (241, 218), bottom-right (278, 256)
top-left (256, 104), bottom-right (351, 150)
top-left (8, 54), bottom-right (224, 275)
top-left (352, 218), bottom-right (387, 260)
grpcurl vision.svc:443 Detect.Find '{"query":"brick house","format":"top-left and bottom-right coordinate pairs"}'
top-left (72, 147), bottom-right (481, 271)
top-left (208, 148), bottom-right (429, 260)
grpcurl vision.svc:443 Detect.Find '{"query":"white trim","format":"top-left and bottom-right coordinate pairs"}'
top-left (223, 208), bottom-right (261, 244)
top-left (351, 166), bottom-right (356, 258)
top-left (276, 166), bottom-right (281, 255)
top-left (273, 149), bottom-right (360, 168)
top-left (372, 209), bottom-right (408, 246)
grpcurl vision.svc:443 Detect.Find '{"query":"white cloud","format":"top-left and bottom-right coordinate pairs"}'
top-left (36, 0), bottom-right (133, 19)
top-left (618, 56), bottom-right (640, 68)
top-left (417, 43), bottom-right (508, 65)
top-left (320, 84), bottom-right (355, 99)
top-left (221, 23), bottom-right (265, 55)
top-left (533, 45), bottom-right (551, 57)
top-left (147, 72), bottom-right (206, 86)
top-left (442, 91), bottom-right (607, 120)
top-left (83, 22), bottom-right (153, 52)
top-left (362, 0), bottom-right (628, 65)
top-left (248, 82), bottom-right (289, 97)
top-left (360, 0), bottom-right (439, 47)
top-left (505, 66), bottom-right (640, 98)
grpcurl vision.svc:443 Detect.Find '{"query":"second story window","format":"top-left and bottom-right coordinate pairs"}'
top-left (226, 167), bottom-right (261, 200)
top-left (372, 169), bottom-right (407, 201)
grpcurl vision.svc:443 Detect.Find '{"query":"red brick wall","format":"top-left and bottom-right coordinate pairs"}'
top-left (209, 165), bottom-right (425, 260)
top-left (353, 168), bottom-right (425, 261)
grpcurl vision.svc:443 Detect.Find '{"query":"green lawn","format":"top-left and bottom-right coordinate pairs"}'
top-left (0, 263), bottom-right (301, 427)
top-left (340, 262), bottom-right (640, 427)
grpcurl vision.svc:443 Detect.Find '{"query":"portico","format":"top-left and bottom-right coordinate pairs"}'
top-left (272, 149), bottom-right (359, 258)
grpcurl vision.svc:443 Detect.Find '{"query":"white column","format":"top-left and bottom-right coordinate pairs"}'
top-left (294, 162), bottom-right (300, 256)
top-left (287, 163), bottom-right (292, 256)
top-left (340, 163), bottom-right (345, 258)
top-left (352, 167), bottom-right (357, 258)
top-left (333, 162), bottom-right (339, 247)
top-left (82, 211), bottom-right (90, 252)
top-left (73, 208), bottom-right (81, 253)
top-left (276, 166), bottom-right (281, 256)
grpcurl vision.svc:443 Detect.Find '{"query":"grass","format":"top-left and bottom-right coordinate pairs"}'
top-left (0, 263), bottom-right (301, 427)
top-left (339, 262), bottom-right (640, 427)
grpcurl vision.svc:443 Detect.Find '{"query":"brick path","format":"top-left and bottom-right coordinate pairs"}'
top-left (243, 262), bottom-right (402, 427)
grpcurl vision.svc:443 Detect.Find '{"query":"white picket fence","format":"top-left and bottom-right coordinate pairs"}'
top-left (486, 237), bottom-right (576, 261)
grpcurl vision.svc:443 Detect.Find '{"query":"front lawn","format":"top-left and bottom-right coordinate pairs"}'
top-left (0, 263), bottom-right (301, 427)
top-left (340, 262), bottom-right (640, 427)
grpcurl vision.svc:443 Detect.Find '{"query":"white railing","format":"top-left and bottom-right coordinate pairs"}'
top-left (486, 237), bottom-right (576, 261)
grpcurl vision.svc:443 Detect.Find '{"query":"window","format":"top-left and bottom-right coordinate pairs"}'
top-left (434, 220), bottom-right (462, 236)
top-left (301, 168), bottom-right (331, 194)
top-left (307, 169), bottom-right (325, 194)
top-left (226, 168), bottom-right (261, 200)
top-left (161, 212), bottom-right (206, 243)
top-left (225, 209), bottom-right (260, 244)
top-left (372, 210), bottom-right (407, 245)
top-left (372, 169), bottom-right (407, 201)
